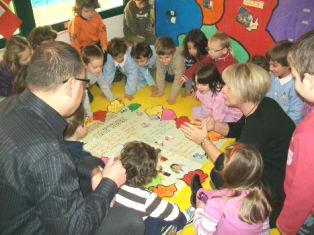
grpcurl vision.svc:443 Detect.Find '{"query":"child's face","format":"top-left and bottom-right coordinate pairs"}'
top-left (86, 57), bottom-right (103, 75)
top-left (19, 47), bottom-right (33, 65)
top-left (135, 56), bottom-right (149, 67)
top-left (81, 7), bottom-right (95, 20)
top-left (158, 54), bottom-right (173, 65)
top-left (195, 76), bottom-right (209, 94)
top-left (207, 39), bottom-right (228, 60)
top-left (269, 60), bottom-right (290, 78)
top-left (187, 41), bottom-right (198, 58)
top-left (133, 0), bottom-right (146, 8)
top-left (291, 65), bottom-right (314, 102)
top-left (113, 53), bottom-right (125, 64)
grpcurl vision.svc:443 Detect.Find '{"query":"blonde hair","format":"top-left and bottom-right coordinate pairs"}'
top-left (222, 63), bottom-right (270, 103)
top-left (209, 31), bottom-right (231, 50)
top-left (222, 143), bottom-right (272, 224)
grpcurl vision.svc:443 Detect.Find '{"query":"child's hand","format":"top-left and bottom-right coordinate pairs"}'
top-left (196, 200), bottom-right (205, 209)
top-left (125, 95), bottom-right (133, 101)
top-left (180, 75), bottom-right (188, 85)
top-left (115, 97), bottom-right (122, 102)
top-left (150, 85), bottom-right (158, 94)
top-left (151, 89), bottom-right (163, 97)
top-left (167, 97), bottom-right (176, 105)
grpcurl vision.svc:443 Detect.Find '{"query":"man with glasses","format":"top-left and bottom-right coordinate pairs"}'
top-left (0, 41), bottom-right (144, 235)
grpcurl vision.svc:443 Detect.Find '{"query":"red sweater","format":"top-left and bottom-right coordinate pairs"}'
top-left (68, 12), bottom-right (107, 52)
top-left (277, 112), bottom-right (314, 234)
top-left (183, 52), bottom-right (237, 80)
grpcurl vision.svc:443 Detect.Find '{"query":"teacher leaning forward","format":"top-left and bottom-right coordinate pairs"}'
top-left (181, 62), bottom-right (295, 228)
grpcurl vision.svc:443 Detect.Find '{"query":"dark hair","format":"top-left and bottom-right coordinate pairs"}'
top-left (130, 42), bottom-right (153, 59)
top-left (107, 37), bottom-right (128, 58)
top-left (73, 0), bottom-right (100, 14)
top-left (266, 40), bottom-right (293, 66)
top-left (28, 26), bottom-right (57, 49)
top-left (288, 30), bottom-right (314, 80)
top-left (194, 62), bottom-right (224, 94)
top-left (155, 36), bottom-right (176, 55)
top-left (81, 44), bottom-right (103, 64)
top-left (3, 35), bottom-right (32, 75)
top-left (64, 103), bottom-right (85, 139)
top-left (250, 55), bottom-right (269, 71)
top-left (183, 29), bottom-right (208, 60)
top-left (120, 141), bottom-right (158, 187)
top-left (222, 143), bottom-right (272, 224)
top-left (12, 65), bottom-right (28, 94)
top-left (26, 41), bottom-right (83, 91)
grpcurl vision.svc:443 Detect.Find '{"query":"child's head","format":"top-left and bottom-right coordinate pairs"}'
top-left (120, 141), bottom-right (158, 187)
top-left (207, 31), bottom-right (231, 60)
top-left (107, 37), bottom-right (128, 64)
top-left (288, 30), bottom-right (314, 102)
top-left (3, 36), bottom-right (32, 75)
top-left (28, 26), bottom-right (57, 49)
top-left (73, 0), bottom-right (100, 19)
top-left (222, 143), bottom-right (272, 224)
top-left (155, 36), bottom-right (176, 65)
top-left (266, 40), bottom-right (293, 78)
top-left (194, 62), bottom-right (223, 94)
top-left (250, 55), bottom-right (269, 72)
top-left (64, 103), bottom-right (87, 140)
top-left (183, 29), bottom-right (208, 60)
top-left (130, 42), bottom-right (153, 66)
top-left (82, 45), bottom-right (103, 75)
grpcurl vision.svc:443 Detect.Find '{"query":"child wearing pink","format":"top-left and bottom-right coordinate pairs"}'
top-left (192, 62), bottom-right (242, 122)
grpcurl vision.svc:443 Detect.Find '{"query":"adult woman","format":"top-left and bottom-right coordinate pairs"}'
top-left (181, 63), bottom-right (295, 228)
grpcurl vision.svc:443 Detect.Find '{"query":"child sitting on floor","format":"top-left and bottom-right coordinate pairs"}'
top-left (192, 63), bottom-right (242, 122)
top-left (68, 0), bottom-right (108, 53)
top-left (103, 38), bottom-right (138, 100)
top-left (191, 143), bottom-right (271, 234)
top-left (28, 25), bottom-right (57, 49)
top-left (266, 40), bottom-right (303, 124)
top-left (130, 41), bottom-right (157, 91)
top-left (115, 141), bottom-right (194, 234)
top-left (152, 36), bottom-right (185, 104)
top-left (81, 45), bottom-right (115, 117)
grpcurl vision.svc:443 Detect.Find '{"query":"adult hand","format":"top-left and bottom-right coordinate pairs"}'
top-left (181, 122), bottom-right (208, 145)
top-left (91, 167), bottom-right (103, 191)
top-left (102, 158), bottom-right (126, 188)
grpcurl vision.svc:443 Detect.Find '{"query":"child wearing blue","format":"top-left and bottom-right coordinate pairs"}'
top-left (130, 42), bottom-right (157, 91)
top-left (103, 37), bottom-right (138, 100)
top-left (266, 40), bottom-right (304, 124)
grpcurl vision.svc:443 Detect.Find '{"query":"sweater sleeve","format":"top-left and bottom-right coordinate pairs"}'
top-left (68, 17), bottom-right (82, 53)
top-left (277, 133), bottom-right (314, 234)
top-left (96, 73), bottom-right (114, 101)
top-left (183, 56), bottom-right (212, 79)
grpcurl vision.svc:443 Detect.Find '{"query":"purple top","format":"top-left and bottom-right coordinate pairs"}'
top-left (0, 61), bottom-right (15, 97)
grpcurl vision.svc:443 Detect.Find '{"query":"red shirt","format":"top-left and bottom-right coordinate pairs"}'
top-left (277, 112), bottom-right (314, 234)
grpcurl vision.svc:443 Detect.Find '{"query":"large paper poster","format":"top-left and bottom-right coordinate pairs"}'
top-left (82, 106), bottom-right (226, 197)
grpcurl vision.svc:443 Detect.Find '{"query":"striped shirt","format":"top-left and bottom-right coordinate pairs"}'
top-left (115, 185), bottom-right (180, 221)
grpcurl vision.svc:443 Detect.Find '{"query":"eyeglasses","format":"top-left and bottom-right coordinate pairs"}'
top-left (63, 77), bottom-right (90, 88)
top-left (206, 47), bottom-right (225, 53)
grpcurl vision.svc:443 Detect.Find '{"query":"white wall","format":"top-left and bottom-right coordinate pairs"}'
top-left (0, 14), bottom-right (124, 59)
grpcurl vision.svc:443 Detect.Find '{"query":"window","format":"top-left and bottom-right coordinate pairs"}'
top-left (31, 0), bottom-right (124, 26)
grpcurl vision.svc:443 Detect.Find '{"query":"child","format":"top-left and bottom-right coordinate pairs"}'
top-left (277, 30), bottom-right (314, 235)
top-left (68, 0), bottom-right (108, 53)
top-left (250, 55), bottom-right (269, 71)
top-left (0, 36), bottom-right (32, 98)
top-left (192, 143), bottom-right (272, 234)
top-left (130, 41), bottom-right (157, 91)
top-left (81, 45), bottom-right (115, 117)
top-left (182, 29), bottom-right (208, 96)
top-left (152, 36), bottom-right (185, 104)
top-left (103, 37), bottom-right (138, 100)
top-left (266, 40), bottom-right (304, 124)
top-left (114, 141), bottom-right (194, 234)
top-left (123, 0), bottom-right (155, 46)
top-left (181, 31), bottom-right (237, 84)
top-left (28, 25), bottom-right (57, 49)
top-left (192, 63), bottom-right (242, 122)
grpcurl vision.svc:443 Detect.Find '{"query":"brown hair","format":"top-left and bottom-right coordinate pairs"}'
top-left (28, 26), bottom-right (57, 49)
top-left (12, 65), bottom-right (28, 94)
top-left (64, 103), bottom-right (85, 139)
top-left (209, 31), bottom-right (231, 50)
top-left (250, 55), bottom-right (269, 71)
top-left (288, 30), bottom-right (314, 80)
top-left (222, 143), bottom-right (272, 224)
top-left (107, 37), bottom-right (128, 58)
top-left (266, 40), bottom-right (293, 66)
top-left (73, 0), bottom-right (100, 14)
top-left (3, 35), bottom-right (32, 75)
top-left (120, 141), bottom-right (158, 187)
top-left (155, 36), bottom-right (176, 55)
top-left (130, 42), bottom-right (153, 59)
top-left (81, 44), bottom-right (103, 64)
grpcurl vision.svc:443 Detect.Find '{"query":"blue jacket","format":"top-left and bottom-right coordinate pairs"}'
top-left (103, 48), bottom-right (138, 95)
top-left (266, 73), bottom-right (304, 124)
top-left (136, 48), bottom-right (156, 89)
